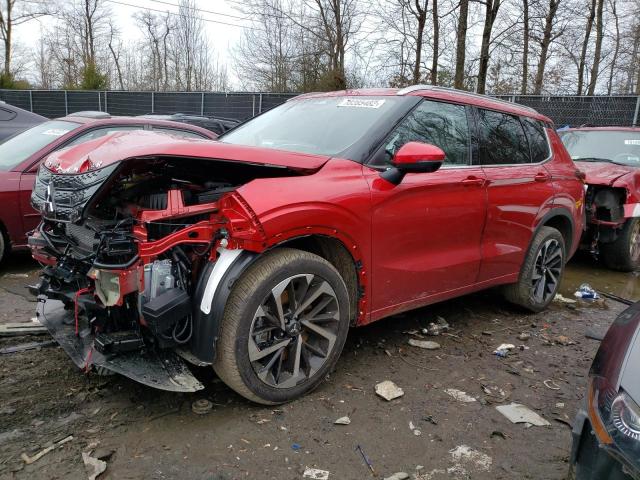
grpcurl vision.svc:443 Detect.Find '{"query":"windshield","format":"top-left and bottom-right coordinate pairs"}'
top-left (560, 130), bottom-right (640, 167)
top-left (0, 120), bottom-right (79, 171)
top-left (220, 96), bottom-right (405, 156)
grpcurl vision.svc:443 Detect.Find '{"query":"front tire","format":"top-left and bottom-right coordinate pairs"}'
top-left (601, 218), bottom-right (640, 272)
top-left (213, 248), bottom-right (350, 405)
top-left (504, 226), bottom-right (566, 312)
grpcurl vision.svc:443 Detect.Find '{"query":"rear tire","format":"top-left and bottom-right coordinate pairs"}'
top-left (0, 230), bottom-right (6, 265)
top-left (503, 226), bottom-right (566, 312)
top-left (601, 218), bottom-right (640, 272)
top-left (213, 248), bottom-right (350, 405)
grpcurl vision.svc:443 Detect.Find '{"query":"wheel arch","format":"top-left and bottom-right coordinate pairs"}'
top-left (536, 208), bottom-right (575, 258)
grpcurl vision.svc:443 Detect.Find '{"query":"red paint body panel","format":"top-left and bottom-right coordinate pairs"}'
top-left (0, 117), bottom-right (217, 251)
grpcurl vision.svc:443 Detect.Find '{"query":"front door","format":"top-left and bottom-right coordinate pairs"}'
top-left (366, 99), bottom-right (488, 319)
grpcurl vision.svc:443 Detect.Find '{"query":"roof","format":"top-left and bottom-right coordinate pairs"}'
top-left (291, 86), bottom-right (551, 123)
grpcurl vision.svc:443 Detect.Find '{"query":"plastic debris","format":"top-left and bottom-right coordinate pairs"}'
top-left (574, 283), bottom-right (599, 300)
top-left (408, 339), bottom-right (441, 350)
top-left (356, 444), bottom-right (376, 476)
top-left (384, 473), bottom-right (410, 480)
top-left (422, 316), bottom-right (450, 336)
top-left (375, 381), bottom-right (404, 401)
top-left (191, 399), bottom-right (213, 415)
top-left (496, 403), bottom-right (550, 426)
top-left (544, 379), bottom-right (561, 390)
top-left (303, 467), bottom-right (330, 480)
top-left (409, 421), bottom-right (422, 436)
top-left (292, 443), bottom-right (302, 451)
top-left (334, 416), bottom-right (351, 425)
top-left (517, 332), bottom-right (530, 341)
top-left (449, 445), bottom-right (493, 472)
top-left (554, 293), bottom-right (577, 304)
top-left (21, 435), bottom-right (73, 464)
top-left (445, 388), bottom-right (476, 403)
top-left (554, 335), bottom-right (576, 346)
top-left (82, 452), bottom-right (107, 480)
top-left (493, 344), bottom-right (515, 357)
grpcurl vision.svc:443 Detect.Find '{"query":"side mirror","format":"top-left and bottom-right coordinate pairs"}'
top-left (381, 142), bottom-right (445, 185)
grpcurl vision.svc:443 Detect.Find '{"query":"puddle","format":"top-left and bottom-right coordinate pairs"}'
top-left (562, 253), bottom-right (640, 302)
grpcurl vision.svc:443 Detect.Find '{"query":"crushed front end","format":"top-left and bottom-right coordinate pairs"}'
top-left (28, 150), bottom-right (269, 392)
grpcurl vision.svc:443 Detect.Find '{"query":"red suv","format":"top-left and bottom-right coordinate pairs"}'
top-left (0, 112), bottom-right (216, 263)
top-left (29, 87), bottom-right (584, 404)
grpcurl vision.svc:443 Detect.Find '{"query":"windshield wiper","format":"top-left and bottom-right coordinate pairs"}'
top-left (574, 157), bottom-right (628, 166)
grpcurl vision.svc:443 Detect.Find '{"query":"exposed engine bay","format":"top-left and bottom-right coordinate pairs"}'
top-left (29, 155), bottom-right (296, 391)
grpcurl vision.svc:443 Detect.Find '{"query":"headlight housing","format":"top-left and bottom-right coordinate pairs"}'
top-left (590, 376), bottom-right (640, 468)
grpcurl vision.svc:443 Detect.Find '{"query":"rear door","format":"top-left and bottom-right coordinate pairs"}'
top-left (366, 99), bottom-right (488, 318)
top-left (475, 108), bottom-right (555, 281)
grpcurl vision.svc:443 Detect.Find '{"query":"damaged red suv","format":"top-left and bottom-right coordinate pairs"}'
top-left (29, 86), bottom-right (584, 404)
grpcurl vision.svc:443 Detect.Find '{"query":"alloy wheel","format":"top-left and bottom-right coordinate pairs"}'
top-left (630, 221), bottom-right (640, 263)
top-left (531, 238), bottom-right (563, 304)
top-left (248, 274), bottom-right (340, 389)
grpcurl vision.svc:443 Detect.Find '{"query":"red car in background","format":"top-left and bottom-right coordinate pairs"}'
top-left (559, 127), bottom-right (640, 271)
top-left (29, 86), bottom-right (584, 403)
top-left (0, 112), bottom-right (217, 263)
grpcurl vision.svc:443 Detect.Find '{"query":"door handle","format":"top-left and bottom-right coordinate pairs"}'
top-left (534, 171), bottom-right (551, 182)
top-left (461, 176), bottom-right (485, 187)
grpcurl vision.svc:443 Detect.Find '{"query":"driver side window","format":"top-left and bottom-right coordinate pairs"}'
top-left (375, 100), bottom-right (470, 167)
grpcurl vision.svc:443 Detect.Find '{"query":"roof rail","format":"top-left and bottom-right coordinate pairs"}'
top-left (396, 85), bottom-right (539, 114)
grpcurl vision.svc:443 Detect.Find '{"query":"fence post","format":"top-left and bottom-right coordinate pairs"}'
top-left (633, 96), bottom-right (640, 127)
top-left (64, 90), bottom-right (68, 115)
top-left (98, 91), bottom-right (101, 111)
top-left (104, 91), bottom-right (108, 113)
top-left (29, 90), bottom-right (33, 112)
top-left (151, 91), bottom-right (155, 113)
top-left (259, 93), bottom-right (263, 114)
top-left (200, 92), bottom-right (205, 116)
top-left (252, 95), bottom-right (256, 116)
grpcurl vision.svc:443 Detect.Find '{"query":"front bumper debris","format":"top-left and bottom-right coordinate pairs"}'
top-left (38, 299), bottom-right (204, 393)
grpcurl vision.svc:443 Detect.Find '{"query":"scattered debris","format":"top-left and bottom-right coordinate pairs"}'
top-left (0, 322), bottom-right (48, 337)
top-left (292, 443), bottom-right (302, 451)
top-left (191, 399), bottom-right (213, 415)
top-left (543, 379), bottom-right (561, 390)
top-left (303, 467), bottom-right (330, 480)
top-left (3, 273), bottom-right (29, 279)
top-left (517, 332), bottom-right (530, 341)
top-left (585, 328), bottom-right (606, 341)
top-left (423, 415), bottom-right (438, 425)
top-left (422, 317), bottom-right (450, 336)
top-left (490, 430), bottom-right (507, 440)
top-left (496, 403), bottom-right (550, 426)
top-left (408, 339), bottom-right (440, 350)
top-left (481, 384), bottom-right (510, 402)
top-left (356, 444), bottom-right (376, 476)
top-left (554, 294), bottom-right (577, 304)
top-left (409, 421), bottom-right (422, 436)
top-left (375, 381), bottom-right (404, 401)
top-left (554, 335), bottom-right (576, 346)
top-left (82, 452), bottom-right (107, 480)
top-left (599, 291), bottom-right (634, 306)
top-left (0, 340), bottom-right (56, 355)
top-left (445, 388), bottom-right (476, 403)
top-left (493, 343), bottom-right (515, 357)
top-left (384, 473), bottom-right (410, 480)
top-left (21, 435), bottom-right (73, 464)
top-left (556, 402), bottom-right (565, 409)
top-left (449, 445), bottom-right (492, 471)
top-left (574, 283), bottom-right (599, 300)
top-left (334, 416), bottom-right (351, 425)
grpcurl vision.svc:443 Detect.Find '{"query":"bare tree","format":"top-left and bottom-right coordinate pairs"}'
top-left (430, 0), bottom-right (439, 84)
top-left (476, 0), bottom-right (502, 93)
top-left (0, 0), bottom-right (50, 80)
top-left (586, 0), bottom-right (604, 94)
top-left (576, 0), bottom-right (596, 94)
top-left (520, 0), bottom-right (530, 93)
top-left (532, 0), bottom-right (562, 94)
top-left (606, 0), bottom-right (620, 94)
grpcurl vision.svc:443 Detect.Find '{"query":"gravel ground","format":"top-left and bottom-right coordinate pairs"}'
top-left (0, 251), bottom-right (638, 480)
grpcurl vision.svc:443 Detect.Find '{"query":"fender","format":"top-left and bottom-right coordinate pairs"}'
top-left (532, 207), bottom-right (576, 257)
top-left (190, 248), bottom-right (259, 363)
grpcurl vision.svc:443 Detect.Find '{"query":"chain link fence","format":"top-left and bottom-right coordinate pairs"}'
top-left (0, 89), bottom-right (638, 126)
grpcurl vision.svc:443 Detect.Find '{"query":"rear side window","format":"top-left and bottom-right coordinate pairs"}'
top-left (378, 99), bottom-right (470, 166)
top-left (521, 118), bottom-right (550, 163)
top-left (66, 125), bottom-right (143, 146)
top-left (477, 109), bottom-right (530, 165)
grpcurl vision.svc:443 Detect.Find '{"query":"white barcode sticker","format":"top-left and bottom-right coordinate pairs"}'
top-left (337, 98), bottom-right (385, 109)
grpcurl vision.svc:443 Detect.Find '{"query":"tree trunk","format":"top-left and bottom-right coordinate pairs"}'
top-left (586, 0), bottom-right (604, 95)
top-left (412, 0), bottom-right (428, 84)
top-left (533, 0), bottom-right (560, 95)
top-left (576, 0), bottom-right (595, 94)
top-left (430, 0), bottom-right (439, 84)
top-left (454, 0), bottom-right (469, 89)
top-left (606, 0), bottom-right (619, 94)
top-left (3, 0), bottom-right (11, 78)
top-left (520, 0), bottom-right (529, 94)
top-left (477, 0), bottom-right (501, 94)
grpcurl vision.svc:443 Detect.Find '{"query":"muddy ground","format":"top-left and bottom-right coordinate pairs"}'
top-left (0, 251), bottom-right (638, 480)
